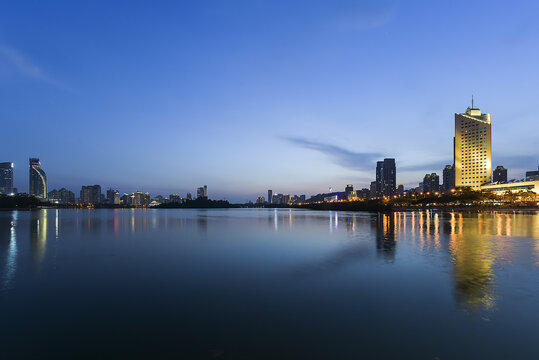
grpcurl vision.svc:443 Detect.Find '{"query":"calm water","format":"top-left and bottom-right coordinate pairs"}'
top-left (0, 209), bottom-right (538, 359)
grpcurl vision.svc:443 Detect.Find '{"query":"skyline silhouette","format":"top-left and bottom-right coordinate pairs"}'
top-left (1, 1), bottom-right (538, 201)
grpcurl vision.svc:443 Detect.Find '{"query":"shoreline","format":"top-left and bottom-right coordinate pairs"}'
top-left (2, 205), bottom-right (538, 213)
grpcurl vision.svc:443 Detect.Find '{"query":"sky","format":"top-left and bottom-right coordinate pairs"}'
top-left (1, 0), bottom-right (538, 202)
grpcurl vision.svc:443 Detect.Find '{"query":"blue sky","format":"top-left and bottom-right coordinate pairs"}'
top-left (1, 0), bottom-right (538, 202)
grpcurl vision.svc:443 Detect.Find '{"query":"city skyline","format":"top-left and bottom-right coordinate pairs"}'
top-left (1, 1), bottom-right (539, 201)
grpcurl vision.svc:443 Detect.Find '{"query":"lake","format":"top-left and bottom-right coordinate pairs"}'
top-left (1, 209), bottom-right (538, 359)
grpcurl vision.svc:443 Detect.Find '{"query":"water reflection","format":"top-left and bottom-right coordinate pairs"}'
top-left (0, 211), bottom-right (17, 290)
top-left (30, 210), bottom-right (48, 273)
top-left (375, 213), bottom-right (396, 261)
top-left (448, 215), bottom-right (495, 311)
top-left (1, 209), bottom-right (537, 316)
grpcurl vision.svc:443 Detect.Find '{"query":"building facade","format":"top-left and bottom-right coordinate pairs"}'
top-left (493, 166), bottom-right (508, 183)
top-left (423, 173), bottom-right (440, 194)
top-left (268, 189), bottom-right (273, 204)
top-left (375, 161), bottom-right (384, 197)
top-left (383, 158), bottom-right (396, 197)
top-left (526, 166), bottom-right (539, 181)
top-left (345, 184), bottom-right (353, 199)
top-left (48, 188), bottom-right (76, 204)
top-left (0, 162), bottom-right (14, 194)
top-left (442, 165), bottom-right (455, 193)
top-left (481, 180), bottom-right (539, 194)
top-left (369, 181), bottom-right (377, 199)
top-left (80, 185), bottom-right (102, 204)
top-left (106, 188), bottom-right (119, 204)
top-left (374, 158), bottom-right (396, 197)
top-left (454, 107), bottom-right (492, 189)
top-left (29, 158), bottom-right (48, 199)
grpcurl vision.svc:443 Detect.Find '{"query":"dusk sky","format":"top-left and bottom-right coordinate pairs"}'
top-left (1, 0), bottom-right (538, 202)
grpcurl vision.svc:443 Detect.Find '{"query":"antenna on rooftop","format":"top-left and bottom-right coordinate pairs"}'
top-left (472, 95), bottom-right (474, 109)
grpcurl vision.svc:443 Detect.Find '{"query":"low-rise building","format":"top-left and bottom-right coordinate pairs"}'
top-left (480, 180), bottom-right (539, 194)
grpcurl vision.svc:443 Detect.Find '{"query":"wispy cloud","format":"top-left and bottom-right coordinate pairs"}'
top-left (494, 155), bottom-right (538, 171)
top-left (0, 46), bottom-right (67, 88)
top-left (399, 160), bottom-right (448, 172)
top-left (283, 137), bottom-right (382, 171)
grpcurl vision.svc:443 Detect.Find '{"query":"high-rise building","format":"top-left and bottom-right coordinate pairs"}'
top-left (144, 192), bottom-right (151, 205)
top-left (345, 184), bottom-right (353, 199)
top-left (382, 158), bottom-right (396, 197)
top-left (375, 158), bottom-right (396, 197)
top-left (113, 192), bottom-right (120, 205)
top-left (282, 194), bottom-right (290, 205)
top-left (375, 161), bottom-right (384, 197)
top-left (423, 173), bottom-right (440, 194)
top-left (132, 192), bottom-right (144, 206)
top-left (442, 165), bottom-right (455, 193)
top-left (169, 194), bottom-right (180, 203)
top-left (272, 194), bottom-right (283, 204)
top-left (48, 188), bottom-right (75, 204)
top-left (0, 162), bottom-right (14, 194)
top-left (396, 184), bottom-right (404, 196)
top-left (186, 192), bottom-right (192, 200)
top-left (268, 189), bottom-right (273, 204)
top-left (29, 158), bottom-right (48, 199)
top-left (493, 166), bottom-right (507, 183)
top-left (80, 185), bottom-right (102, 204)
top-left (525, 166), bottom-right (539, 181)
top-left (106, 188), bottom-right (119, 204)
top-left (121, 193), bottom-right (131, 205)
top-left (255, 196), bottom-right (265, 204)
top-left (197, 186), bottom-right (207, 199)
top-left (370, 181), bottom-right (377, 199)
top-left (454, 106), bottom-right (492, 189)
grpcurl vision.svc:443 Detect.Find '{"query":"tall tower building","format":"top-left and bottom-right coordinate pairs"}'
top-left (375, 161), bottom-right (384, 197)
top-left (29, 158), bottom-right (48, 198)
top-left (382, 158), bottom-right (396, 197)
top-left (442, 165), bottom-right (455, 193)
top-left (0, 162), bottom-right (14, 194)
top-left (454, 105), bottom-right (492, 190)
top-left (268, 189), bottom-right (273, 204)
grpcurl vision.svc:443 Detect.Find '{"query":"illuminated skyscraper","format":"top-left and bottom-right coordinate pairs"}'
top-left (0, 162), bottom-right (14, 194)
top-left (29, 158), bottom-right (48, 199)
top-left (454, 105), bottom-right (492, 189)
top-left (345, 184), bottom-right (353, 199)
top-left (268, 189), bottom-right (273, 204)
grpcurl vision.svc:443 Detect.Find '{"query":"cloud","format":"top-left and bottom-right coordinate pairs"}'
top-left (283, 137), bottom-right (383, 171)
top-left (494, 155), bottom-right (538, 171)
top-left (0, 46), bottom-right (67, 88)
top-left (399, 160), bottom-right (449, 172)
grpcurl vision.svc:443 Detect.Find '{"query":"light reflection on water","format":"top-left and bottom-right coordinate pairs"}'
top-left (0, 209), bottom-right (538, 359)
